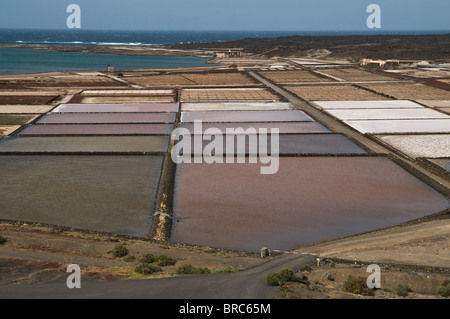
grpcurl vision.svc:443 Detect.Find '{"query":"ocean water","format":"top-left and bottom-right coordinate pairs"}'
top-left (1, 29), bottom-right (448, 46)
top-left (0, 47), bottom-right (214, 75)
top-left (0, 29), bottom-right (272, 75)
top-left (0, 29), bottom-right (308, 46)
top-left (0, 29), bottom-right (448, 75)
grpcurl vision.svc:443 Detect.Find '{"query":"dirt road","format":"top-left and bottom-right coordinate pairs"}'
top-left (0, 253), bottom-right (315, 299)
top-left (1, 215), bottom-right (449, 299)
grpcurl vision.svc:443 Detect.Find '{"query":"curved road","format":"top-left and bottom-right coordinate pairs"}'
top-left (0, 254), bottom-right (315, 299)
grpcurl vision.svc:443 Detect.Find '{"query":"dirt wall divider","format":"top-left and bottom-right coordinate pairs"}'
top-left (149, 153), bottom-right (177, 242)
top-left (149, 101), bottom-right (180, 242)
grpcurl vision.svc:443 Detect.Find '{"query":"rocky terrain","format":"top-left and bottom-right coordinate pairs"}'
top-left (170, 34), bottom-right (450, 61)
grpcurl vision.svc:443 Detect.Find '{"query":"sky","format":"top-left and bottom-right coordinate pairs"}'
top-left (0, 0), bottom-right (449, 31)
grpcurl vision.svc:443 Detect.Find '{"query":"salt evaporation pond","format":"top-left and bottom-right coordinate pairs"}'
top-left (172, 157), bottom-right (450, 252)
top-left (36, 113), bottom-right (176, 124)
top-left (0, 156), bottom-right (163, 236)
top-left (52, 103), bottom-right (180, 113)
top-left (177, 122), bottom-right (331, 135)
top-left (19, 124), bottom-right (174, 135)
top-left (181, 111), bottom-right (313, 123)
top-left (0, 136), bottom-right (170, 153)
top-left (174, 134), bottom-right (367, 155)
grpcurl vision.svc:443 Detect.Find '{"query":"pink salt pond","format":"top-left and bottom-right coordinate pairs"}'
top-left (52, 103), bottom-right (179, 113)
top-left (19, 124), bottom-right (174, 136)
top-left (37, 113), bottom-right (176, 124)
top-left (172, 157), bottom-right (449, 252)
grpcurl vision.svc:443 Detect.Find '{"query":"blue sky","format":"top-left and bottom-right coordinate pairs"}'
top-left (0, 0), bottom-right (449, 31)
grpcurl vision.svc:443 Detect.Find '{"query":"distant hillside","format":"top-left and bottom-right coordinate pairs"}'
top-left (169, 34), bottom-right (450, 62)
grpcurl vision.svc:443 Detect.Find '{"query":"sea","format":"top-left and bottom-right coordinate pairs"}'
top-left (0, 29), bottom-right (448, 75)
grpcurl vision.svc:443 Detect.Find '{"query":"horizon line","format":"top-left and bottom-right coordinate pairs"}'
top-left (1, 27), bottom-right (450, 34)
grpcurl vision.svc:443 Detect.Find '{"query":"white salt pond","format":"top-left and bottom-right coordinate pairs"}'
top-left (327, 108), bottom-right (449, 121)
top-left (376, 135), bottom-right (450, 159)
top-left (313, 100), bottom-right (423, 109)
top-left (345, 119), bottom-right (450, 134)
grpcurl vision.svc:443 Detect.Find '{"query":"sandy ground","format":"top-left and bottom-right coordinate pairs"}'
top-left (296, 214), bottom-right (450, 268)
top-left (283, 214), bottom-right (450, 299)
top-left (282, 261), bottom-right (450, 299)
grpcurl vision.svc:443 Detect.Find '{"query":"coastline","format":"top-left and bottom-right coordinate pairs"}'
top-left (1, 33), bottom-right (449, 62)
top-left (0, 43), bottom-right (214, 58)
top-left (0, 45), bottom-right (219, 76)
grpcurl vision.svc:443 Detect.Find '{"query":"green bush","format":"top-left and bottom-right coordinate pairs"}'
top-left (176, 264), bottom-right (195, 274)
top-left (155, 255), bottom-right (177, 267)
top-left (437, 280), bottom-right (450, 297)
top-left (301, 264), bottom-right (312, 272)
top-left (138, 253), bottom-right (156, 264)
top-left (266, 268), bottom-right (298, 286)
top-left (212, 267), bottom-right (235, 274)
top-left (112, 245), bottom-right (129, 258)
top-left (134, 262), bottom-right (162, 275)
top-left (176, 264), bottom-right (211, 275)
top-left (278, 268), bottom-right (298, 282)
top-left (342, 276), bottom-right (374, 296)
top-left (266, 273), bottom-right (284, 286)
top-left (0, 235), bottom-right (6, 245)
top-left (137, 254), bottom-right (176, 267)
top-left (396, 284), bottom-right (412, 297)
top-left (123, 255), bottom-right (136, 263)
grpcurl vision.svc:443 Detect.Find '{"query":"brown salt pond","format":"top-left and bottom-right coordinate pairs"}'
top-left (172, 157), bottom-right (449, 252)
top-left (0, 95), bottom-right (58, 105)
top-left (19, 124), bottom-right (174, 136)
top-left (0, 156), bottom-right (164, 236)
top-left (181, 102), bottom-right (294, 112)
top-left (0, 125), bottom-right (21, 136)
top-left (0, 115), bottom-right (39, 125)
top-left (0, 105), bottom-right (54, 114)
